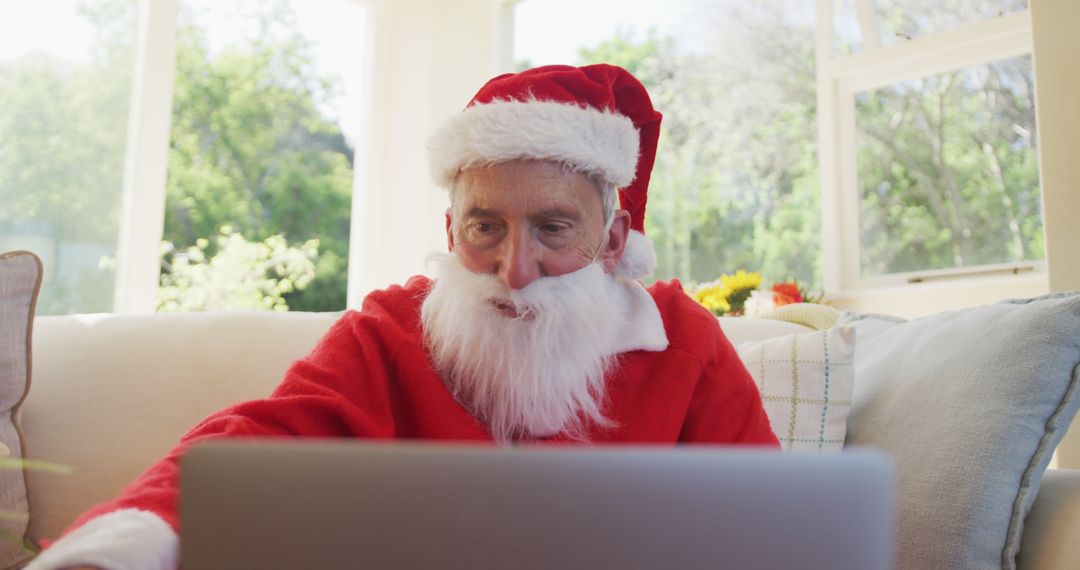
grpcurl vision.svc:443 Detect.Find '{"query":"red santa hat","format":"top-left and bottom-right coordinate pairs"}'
top-left (428, 63), bottom-right (662, 279)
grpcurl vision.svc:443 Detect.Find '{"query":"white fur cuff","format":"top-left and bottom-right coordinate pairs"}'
top-left (615, 230), bottom-right (657, 279)
top-left (428, 98), bottom-right (640, 189)
top-left (25, 509), bottom-right (179, 570)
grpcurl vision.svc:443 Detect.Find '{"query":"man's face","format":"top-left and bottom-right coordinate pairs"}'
top-left (428, 159), bottom-right (633, 442)
top-left (447, 160), bottom-right (628, 294)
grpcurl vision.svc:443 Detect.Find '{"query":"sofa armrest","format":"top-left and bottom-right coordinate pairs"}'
top-left (1016, 469), bottom-right (1080, 570)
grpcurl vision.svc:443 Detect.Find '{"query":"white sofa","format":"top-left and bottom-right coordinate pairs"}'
top-left (18, 310), bottom-right (1080, 569)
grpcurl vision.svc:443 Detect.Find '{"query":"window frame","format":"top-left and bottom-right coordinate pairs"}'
top-left (816, 1), bottom-right (1047, 298)
top-left (113, 0), bottom-right (178, 313)
top-left (113, 0), bottom-right (380, 313)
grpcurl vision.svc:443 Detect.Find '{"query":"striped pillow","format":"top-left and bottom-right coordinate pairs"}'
top-left (736, 326), bottom-right (855, 452)
top-left (0, 251), bottom-right (43, 567)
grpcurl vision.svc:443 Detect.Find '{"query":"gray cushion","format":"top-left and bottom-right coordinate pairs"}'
top-left (840, 293), bottom-right (1080, 570)
top-left (0, 251), bottom-right (43, 567)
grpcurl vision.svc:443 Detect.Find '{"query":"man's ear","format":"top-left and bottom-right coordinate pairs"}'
top-left (445, 208), bottom-right (455, 252)
top-left (598, 210), bottom-right (631, 272)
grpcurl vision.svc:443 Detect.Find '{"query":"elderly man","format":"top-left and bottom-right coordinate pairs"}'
top-left (29, 63), bottom-right (778, 570)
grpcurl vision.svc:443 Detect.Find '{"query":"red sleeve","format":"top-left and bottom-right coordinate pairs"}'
top-left (62, 309), bottom-right (399, 536)
top-left (678, 324), bottom-right (780, 447)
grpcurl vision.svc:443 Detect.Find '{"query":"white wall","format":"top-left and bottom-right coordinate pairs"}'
top-left (347, 0), bottom-right (513, 305)
top-left (1032, 1), bottom-right (1080, 296)
top-left (1031, 0), bottom-right (1080, 469)
top-left (826, 274), bottom-right (1048, 319)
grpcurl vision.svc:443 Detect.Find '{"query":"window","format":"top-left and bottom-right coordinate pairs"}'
top-left (0, 0), bottom-right (138, 314)
top-left (819, 0), bottom-right (1042, 289)
top-left (834, 0), bottom-right (1030, 54)
top-left (2, 0), bottom-right (369, 314)
top-left (160, 0), bottom-right (367, 312)
top-left (514, 0), bottom-right (821, 288)
top-left (855, 56), bottom-right (1040, 278)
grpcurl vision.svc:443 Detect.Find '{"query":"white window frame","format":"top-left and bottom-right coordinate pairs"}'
top-left (816, 1), bottom-right (1048, 309)
top-left (113, 0), bottom-right (178, 314)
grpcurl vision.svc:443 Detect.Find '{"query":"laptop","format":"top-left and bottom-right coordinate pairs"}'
top-left (180, 441), bottom-right (894, 569)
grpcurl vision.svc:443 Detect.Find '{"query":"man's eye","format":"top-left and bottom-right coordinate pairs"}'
top-left (540, 223), bottom-right (568, 234)
top-left (466, 222), bottom-right (503, 244)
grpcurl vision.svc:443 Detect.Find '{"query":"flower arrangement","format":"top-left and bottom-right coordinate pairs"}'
top-left (690, 270), bottom-right (822, 317)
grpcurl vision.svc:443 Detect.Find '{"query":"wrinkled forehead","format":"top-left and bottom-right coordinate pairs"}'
top-left (450, 160), bottom-right (605, 216)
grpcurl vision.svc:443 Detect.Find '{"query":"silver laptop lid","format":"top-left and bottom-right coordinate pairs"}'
top-left (181, 441), bottom-right (893, 570)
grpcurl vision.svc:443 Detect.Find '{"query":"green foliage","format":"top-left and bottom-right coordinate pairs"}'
top-left (157, 229), bottom-right (317, 312)
top-left (576, 27), bottom-right (668, 79)
top-left (5, 0), bottom-right (1044, 314)
top-left (0, 0), bottom-right (352, 314)
top-left (577, 3), bottom-right (822, 288)
top-left (574, 1), bottom-right (1039, 286)
top-left (165, 1), bottom-right (352, 311)
top-left (856, 57), bottom-right (1041, 275)
top-left (0, 0), bottom-right (136, 314)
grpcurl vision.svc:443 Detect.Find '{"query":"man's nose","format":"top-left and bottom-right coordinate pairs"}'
top-left (496, 230), bottom-right (542, 290)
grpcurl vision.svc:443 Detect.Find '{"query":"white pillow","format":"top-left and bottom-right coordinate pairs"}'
top-left (736, 326), bottom-right (855, 452)
top-left (720, 315), bottom-right (811, 344)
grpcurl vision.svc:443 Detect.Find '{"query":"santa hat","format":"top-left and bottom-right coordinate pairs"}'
top-left (428, 64), bottom-right (662, 279)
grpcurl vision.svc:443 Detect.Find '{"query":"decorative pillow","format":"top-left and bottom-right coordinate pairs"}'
top-left (736, 326), bottom-right (856, 452)
top-left (838, 293), bottom-right (1080, 570)
top-left (757, 302), bottom-right (842, 331)
top-left (0, 251), bottom-right (43, 567)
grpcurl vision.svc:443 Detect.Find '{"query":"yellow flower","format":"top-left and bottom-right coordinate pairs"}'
top-left (693, 284), bottom-right (732, 315)
top-left (719, 270), bottom-right (762, 292)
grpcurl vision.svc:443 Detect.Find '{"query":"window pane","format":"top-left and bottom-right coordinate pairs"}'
top-left (0, 0), bottom-right (138, 314)
top-left (875, 0), bottom-right (1028, 47)
top-left (833, 0), bottom-right (866, 55)
top-left (161, 0), bottom-right (365, 312)
top-left (515, 0), bottom-right (821, 289)
top-left (855, 56), bottom-right (1042, 277)
top-left (835, 0), bottom-right (1028, 55)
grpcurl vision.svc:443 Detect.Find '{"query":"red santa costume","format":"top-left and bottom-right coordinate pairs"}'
top-left (28, 64), bottom-right (778, 570)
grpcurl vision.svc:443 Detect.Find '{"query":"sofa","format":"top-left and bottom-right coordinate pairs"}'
top-left (7, 302), bottom-right (1080, 569)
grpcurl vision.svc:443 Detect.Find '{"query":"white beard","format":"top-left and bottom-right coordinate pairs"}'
top-left (420, 253), bottom-right (623, 443)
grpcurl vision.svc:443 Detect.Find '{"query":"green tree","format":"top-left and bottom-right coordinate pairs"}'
top-left (856, 57), bottom-right (1041, 275)
top-left (0, 0), bottom-right (136, 314)
top-left (1, 0), bottom-right (354, 313)
top-left (166, 0), bottom-right (353, 311)
top-left (157, 229), bottom-right (318, 312)
top-left (571, 0), bottom-right (1038, 288)
top-left (576, 1), bottom-right (821, 289)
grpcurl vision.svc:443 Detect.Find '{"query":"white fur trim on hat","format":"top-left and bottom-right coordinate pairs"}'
top-left (428, 99), bottom-right (640, 188)
top-left (615, 230), bottom-right (656, 279)
top-left (25, 509), bottom-right (178, 570)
